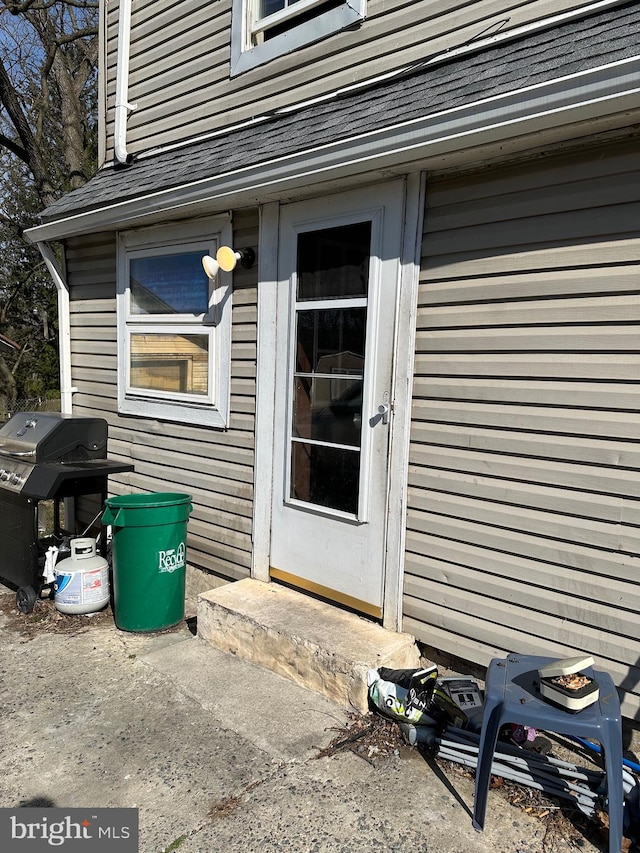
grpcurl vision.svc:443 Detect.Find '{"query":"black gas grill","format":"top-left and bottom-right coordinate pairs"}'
top-left (0, 412), bottom-right (133, 612)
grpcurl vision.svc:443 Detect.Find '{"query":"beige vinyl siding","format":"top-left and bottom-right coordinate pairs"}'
top-left (405, 139), bottom-right (640, 718)
top-left (103, 0), bottom-right (589, 160)
top-left (64, 209), bottom-right (259, 583)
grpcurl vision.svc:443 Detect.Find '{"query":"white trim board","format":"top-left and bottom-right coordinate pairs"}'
top-left (382, 171), bottom-right (426, 632)
top-left (252, 201), bottom-right (280, 583)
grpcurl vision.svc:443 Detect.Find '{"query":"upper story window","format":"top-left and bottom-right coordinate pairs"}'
top-left (117, 217), bottom-right (233, 428)
top-left (231, 0), bottom-right (366, 76)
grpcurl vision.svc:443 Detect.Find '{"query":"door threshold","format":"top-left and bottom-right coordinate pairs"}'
top-left (269, 567), bottom-right (382, 620)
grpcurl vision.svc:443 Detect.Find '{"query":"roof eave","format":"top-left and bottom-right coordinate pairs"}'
top-left (24, 56), bottom-right (640, 245)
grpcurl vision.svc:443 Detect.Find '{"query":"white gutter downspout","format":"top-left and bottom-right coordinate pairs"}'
top-left (114, 0), bottom-right (135, 165)
top-left (35, 242), bottom-right (76, 415)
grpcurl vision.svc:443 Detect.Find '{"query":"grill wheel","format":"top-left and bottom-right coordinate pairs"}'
top-left (16, 585), bottom-right (37, 614)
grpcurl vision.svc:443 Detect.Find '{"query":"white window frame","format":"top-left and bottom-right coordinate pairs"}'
top-left (230, 0), bottom-right (366, 77)
top-left (116, 216), bottom-right (233, 428)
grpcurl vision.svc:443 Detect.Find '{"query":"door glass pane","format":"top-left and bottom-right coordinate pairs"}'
top-left (297, 222), bottom-right (371, 301)
top-left (293, 374), bottom-right (362, 446)
top-left (130, 333), bottom-right (209, 395)
top-left (288, 221), bottom-right (371, 513)
top-left (291, 442), bottom-right (360, 514)
top-left (130, 252), bottom-right (209, 315)
top-left (296, 307), bottom-right (366, 373)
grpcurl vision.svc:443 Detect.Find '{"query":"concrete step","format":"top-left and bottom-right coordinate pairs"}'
top-left (197, 578), bottom-right (420, 713)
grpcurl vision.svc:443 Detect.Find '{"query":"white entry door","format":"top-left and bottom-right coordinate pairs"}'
top-left (270, 182), bottom-right (405, 618)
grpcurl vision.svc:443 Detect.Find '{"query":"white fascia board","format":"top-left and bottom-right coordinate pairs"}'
top-left (25, 56), bottom-right (640, 244)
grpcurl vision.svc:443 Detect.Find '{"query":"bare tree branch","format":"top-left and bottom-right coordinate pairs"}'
top-left (0, 0), bottom-right (97, 405)
top-left (53, 25), bottom-right (98, 44)
top-left (0, 55), bottom-right (57, 204)
top-left (0, 0), bottom-right (98, 200)
top-left (5, 0), bottom-right (97, 14)
top-left (0, 131), bottom-right (28, 162)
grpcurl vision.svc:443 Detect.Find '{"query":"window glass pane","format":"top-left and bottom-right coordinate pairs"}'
top-left (291, 441), bottom-right (359, 514)
top-left (260, 0), bottom-right (305, 17)
top-left (260, 0), bottom-right (343, 41)
top-left (261, 0), bottom-right (284, 15)
top-left (130, 252), bottom-right (209, 315)
top-left (130, 333), bottom-right (209, 395)
top-left (297, 221), bottom-right (371, 301)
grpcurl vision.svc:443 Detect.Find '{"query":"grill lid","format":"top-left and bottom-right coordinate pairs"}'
top-left (0, 413), bottom-right (107, 463)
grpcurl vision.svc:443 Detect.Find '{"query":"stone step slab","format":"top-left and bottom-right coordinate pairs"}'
top-left (197, 578), bottom-right (420, 712)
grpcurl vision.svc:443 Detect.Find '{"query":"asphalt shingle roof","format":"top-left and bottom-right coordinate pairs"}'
top-left (41, 1), bottom-right (640, 223)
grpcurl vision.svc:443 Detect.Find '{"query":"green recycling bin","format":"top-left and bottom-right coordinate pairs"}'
top-left (102, 492), bottom-right (193, 632)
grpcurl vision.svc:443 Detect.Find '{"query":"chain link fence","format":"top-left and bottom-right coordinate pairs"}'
top-left (2, 396), bottom-right (61, 422)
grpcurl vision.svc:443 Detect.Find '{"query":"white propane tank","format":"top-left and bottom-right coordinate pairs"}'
top-left (54, 537), bottom-right (110, 615)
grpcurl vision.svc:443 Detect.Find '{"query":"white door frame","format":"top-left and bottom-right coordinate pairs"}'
top-left (252, 174), bottom-right (425, 631)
